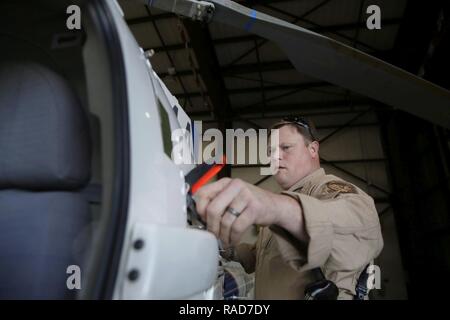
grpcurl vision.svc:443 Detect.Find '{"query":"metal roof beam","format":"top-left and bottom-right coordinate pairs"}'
top-left (174, 81), bottom-right (329, 99)
top-left (188, 98), bottom-right (374, 117)
top-left (157, 59), bottom-right (293, 78)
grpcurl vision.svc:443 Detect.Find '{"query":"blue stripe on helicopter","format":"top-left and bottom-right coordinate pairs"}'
top-left (244, 10), bottom-right (257, 32)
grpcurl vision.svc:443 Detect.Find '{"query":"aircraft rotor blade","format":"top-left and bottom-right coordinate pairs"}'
top-left (144, 0), bottom-right (450, 128)
top-left (207, 0), bottom-right (450, 128)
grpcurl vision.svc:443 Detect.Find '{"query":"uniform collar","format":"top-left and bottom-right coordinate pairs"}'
top-left (287, 168), bottom-right (325, 192)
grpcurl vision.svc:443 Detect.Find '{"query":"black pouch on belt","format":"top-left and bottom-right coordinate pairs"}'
top-left (304, 268), bottom-right (339, 300)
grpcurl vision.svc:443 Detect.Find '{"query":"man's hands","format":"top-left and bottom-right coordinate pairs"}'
top-left (194, 178), bottom-right (306, 248)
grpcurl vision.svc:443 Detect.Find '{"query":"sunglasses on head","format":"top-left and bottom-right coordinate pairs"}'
top-left (282, 116), bottom-right (316, 142)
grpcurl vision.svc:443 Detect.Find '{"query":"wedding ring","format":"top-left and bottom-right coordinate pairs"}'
top-left (226, 206), bottom-right (241, 217)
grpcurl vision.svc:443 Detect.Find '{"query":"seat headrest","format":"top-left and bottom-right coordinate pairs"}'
top-left (0, 62), bottom-right (91, 190)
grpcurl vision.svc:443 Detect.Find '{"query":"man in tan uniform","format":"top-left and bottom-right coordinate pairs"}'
top-left (195, 117), bottom-right (383, 299)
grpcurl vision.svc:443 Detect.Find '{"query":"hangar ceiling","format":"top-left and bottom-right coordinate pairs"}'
top-left (119, 0), bottom-right (407, 120)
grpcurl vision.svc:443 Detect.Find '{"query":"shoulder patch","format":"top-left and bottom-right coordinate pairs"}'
top-left (325, 181), bottom-right (357, 194)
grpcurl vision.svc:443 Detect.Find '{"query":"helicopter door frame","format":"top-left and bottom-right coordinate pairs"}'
top-left (80, 0), bottom-right (130, 299)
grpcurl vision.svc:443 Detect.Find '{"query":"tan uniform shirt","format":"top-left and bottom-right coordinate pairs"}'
top-left (233, 168), bottom-right (384, 299)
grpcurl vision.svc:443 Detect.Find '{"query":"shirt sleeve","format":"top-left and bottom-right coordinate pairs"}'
top-left (271, 186), bottom-right (384, 273)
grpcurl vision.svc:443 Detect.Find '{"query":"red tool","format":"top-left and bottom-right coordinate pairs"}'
top-left (191, 156), bottom-right (226, 194)
top-left (185, 155), bottom-right (227, 228)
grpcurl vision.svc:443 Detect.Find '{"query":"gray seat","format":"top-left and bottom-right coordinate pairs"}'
top-left (0, 62), bottom-right (92, 299)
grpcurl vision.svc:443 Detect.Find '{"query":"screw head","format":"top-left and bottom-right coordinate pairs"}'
top-left (133, 239), bottom-right (145, 250)
top-left (128, 269), bottom-right (139, 281)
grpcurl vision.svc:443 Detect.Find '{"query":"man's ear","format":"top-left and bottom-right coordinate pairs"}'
top-left (309, 141), bottom-right (320, 158)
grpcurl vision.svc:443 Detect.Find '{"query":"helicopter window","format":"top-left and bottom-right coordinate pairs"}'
top-left (158, 99), bottom-right (173, 158)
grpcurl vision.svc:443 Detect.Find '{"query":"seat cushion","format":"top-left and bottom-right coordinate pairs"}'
top-left (0, 62), bottom-right (91, 190)
top-left (0, 190), bottom-right (91, 299)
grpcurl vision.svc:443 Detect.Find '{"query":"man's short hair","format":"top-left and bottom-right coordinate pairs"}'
top-left (270, 116), bottom-right (318, 145)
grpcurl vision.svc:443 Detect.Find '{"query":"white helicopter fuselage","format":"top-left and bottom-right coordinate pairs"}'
top-left (105, 0), bottom-right (220, 300)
